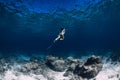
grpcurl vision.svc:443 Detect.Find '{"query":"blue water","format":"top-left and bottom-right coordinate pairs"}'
top-left (0, 0), bottom-right (120, 57)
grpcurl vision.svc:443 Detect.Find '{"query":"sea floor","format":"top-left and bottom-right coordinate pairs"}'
top-left (0, 54), bottom-right (120, 80)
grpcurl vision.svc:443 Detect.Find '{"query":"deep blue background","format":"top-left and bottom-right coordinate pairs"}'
top-left (0, 0), bottom-right (120, 56)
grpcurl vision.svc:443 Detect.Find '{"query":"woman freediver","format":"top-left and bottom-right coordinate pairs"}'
top-left (46, 27), bottom-right (65, 50)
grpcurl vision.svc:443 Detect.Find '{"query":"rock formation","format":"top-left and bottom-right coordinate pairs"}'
top-left (0, 55), bottom-right (103, 80)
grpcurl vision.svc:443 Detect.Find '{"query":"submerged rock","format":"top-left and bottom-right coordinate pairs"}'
top-left (21, 62), bottom-right (39, 71)
top-left (64, 57), bottom-right (82, 77)
top-left (0, 65), bottom-right (5, 74)
top-left (66, 57), bottom-right (81, 67)
top-left (46, 56), bottom-right (66, 72)
top-left (0, 55), bottom-right (103, 80)
top-left (74, 55), bottom-right (103, 79)
top-left (0, 58), bottom-right (12, 74)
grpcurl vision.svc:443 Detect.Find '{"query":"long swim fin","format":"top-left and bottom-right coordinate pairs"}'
top-left (46, 43), bottom-right (54, 50)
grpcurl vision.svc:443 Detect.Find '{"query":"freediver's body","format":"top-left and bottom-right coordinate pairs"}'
top-left (46, 27), bottom-right (65, 50)
top-left (54, 27), bottom-right (65, 43)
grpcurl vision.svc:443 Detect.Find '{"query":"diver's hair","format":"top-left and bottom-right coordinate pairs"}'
top-left (61, 27), bottom-right (65, 30)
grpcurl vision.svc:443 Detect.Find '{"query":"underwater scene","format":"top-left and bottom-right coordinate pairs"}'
top-left (0, 0), bottom-right (120, 80)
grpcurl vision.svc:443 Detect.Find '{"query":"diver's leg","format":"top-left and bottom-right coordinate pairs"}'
top-left (54, 36), bottom-right (60, 43)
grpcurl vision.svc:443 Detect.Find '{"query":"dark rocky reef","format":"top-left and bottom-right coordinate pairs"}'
top-left (46, 56), bottom-right (67, 72)
top-left (73, 55), bottom-right (103, 79)
top-left (46, 55), bottom-right (103, 79)
top-left (0, 55), bottom-right (103, 80)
